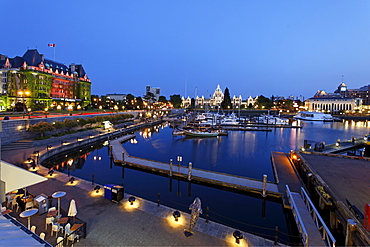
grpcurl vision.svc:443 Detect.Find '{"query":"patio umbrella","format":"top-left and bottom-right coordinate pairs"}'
top-left (68, 199), bottom-right (77, 217)
top-left (68, 199), bottom-right (77, 223)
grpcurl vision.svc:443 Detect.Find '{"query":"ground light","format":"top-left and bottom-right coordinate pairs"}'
top-left (128, 196), bottom-right (135, 205)
top-left (94, 185), bottom-right (101, 193)
top-left (173, 210), bottom-right (181, 222)
top-left (233, 230), bottom-right (243, 244)
top-left (48, 170), bottom-right (54, 176)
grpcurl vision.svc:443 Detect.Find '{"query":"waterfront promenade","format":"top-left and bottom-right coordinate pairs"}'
top-left (1, 123), bottom-right (282, 246)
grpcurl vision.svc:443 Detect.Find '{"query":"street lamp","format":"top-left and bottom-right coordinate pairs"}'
top-left (18, 90), bottom-right (30, 117)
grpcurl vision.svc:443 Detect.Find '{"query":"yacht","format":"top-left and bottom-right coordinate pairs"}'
top-left (220, 113), bottom-right (239, 126)
top-left (256, 115), bottom-right (289, 125)
top-left (293, 111), bottom-right (334, 121)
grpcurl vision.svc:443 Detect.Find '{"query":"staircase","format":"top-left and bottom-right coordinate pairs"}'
top-left (1, 140), bottom-right (34, 151)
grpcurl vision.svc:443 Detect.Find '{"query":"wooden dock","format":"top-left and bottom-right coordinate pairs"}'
top-left (271, 152), bottom-right (304, 208)
top-left (108, 135), bottom-right (281, 197)
top-left (271, 152), bottom-right (334, 246)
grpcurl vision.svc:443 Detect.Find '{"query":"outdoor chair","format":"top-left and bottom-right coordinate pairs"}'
top-left (26, 201), bottom-right (34, 210)
top-left (56, 236), bottom-right (64, 247)
top-left (11, 199), bottom-right (18, 212)
top-left (45, 216), bottom-right (54, 229)
top-left (31, 225), bottom-right (36, 233)
top-left (48, 207), bottom-right (56, 212)
top-left (51, 223), bottom-right (63, 237)
top-left (67, 232), bottom-right (79, 245)
top-left (64, 223), bottom-right (71, 238)
top-left (39, 232), bottom-right (45, 240)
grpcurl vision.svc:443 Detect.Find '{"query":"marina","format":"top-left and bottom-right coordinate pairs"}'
top-left (29, 116), bottom-right (370, 245)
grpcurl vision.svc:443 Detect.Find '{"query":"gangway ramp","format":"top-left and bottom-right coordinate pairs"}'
top-left (286, 185), bottom-right (336, 247)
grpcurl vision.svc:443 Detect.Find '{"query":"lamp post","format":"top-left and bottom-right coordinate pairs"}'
top-left (177, 156), bottom-right (182, 175)
top-left (18, 90), bottom-right (30, 118)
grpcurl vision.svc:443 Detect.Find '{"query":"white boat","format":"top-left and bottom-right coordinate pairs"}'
top-left (183, 129), bottom-right (219, 137)
top-left (256, 115), bottom-right (289, 125)
top-left (293, 111), bottom-right (334, 121)
top-left (220, 113), bottom-right (239, 126)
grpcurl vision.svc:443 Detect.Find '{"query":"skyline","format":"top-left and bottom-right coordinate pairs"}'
top-left (2, 1), bottom-right (370, 99)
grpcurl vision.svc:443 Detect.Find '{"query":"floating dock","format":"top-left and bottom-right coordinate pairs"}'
top-left (109, 135), bottom-right (281, 197)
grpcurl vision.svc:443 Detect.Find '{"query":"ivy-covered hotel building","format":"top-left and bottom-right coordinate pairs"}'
top-left (0, 49), bottom-right (91, 111)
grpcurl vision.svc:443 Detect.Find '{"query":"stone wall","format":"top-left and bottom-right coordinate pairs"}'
top-left (0, 112), bottom-right (139, 145)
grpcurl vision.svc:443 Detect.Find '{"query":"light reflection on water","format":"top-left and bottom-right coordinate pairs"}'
top-left (124, 120), bottom-right (369, 180)
top-left (47, 120), bottom-right (369, 244)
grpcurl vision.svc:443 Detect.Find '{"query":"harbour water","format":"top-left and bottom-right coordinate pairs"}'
top-left (44, 119), bottom-right (369, 244)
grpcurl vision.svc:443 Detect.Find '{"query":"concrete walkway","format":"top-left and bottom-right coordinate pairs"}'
top-left (1, 126), bottom-right (284, 246)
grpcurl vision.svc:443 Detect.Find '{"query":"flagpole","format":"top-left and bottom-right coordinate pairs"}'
top-left (54, 46), bottom-right (56, 61)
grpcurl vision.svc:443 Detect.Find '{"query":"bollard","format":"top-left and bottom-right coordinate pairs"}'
top-left (169, 159), bottom-right (173, 177)
top-left (274, 226), bottom-right (279, 246)
top-left (345, 219), bottom-right (356, 246)
top-left (206, 206), bottom-right (209, 223)
top-left (92, 174), bottom-right (95, 185)
top-left (307, 173), bottom-right (313, 187)
top-left (188, 162), bottom-right (192, 181)
top-left (157, 193), bottom-right (160, 207)
top-left (262, 174), bottom-right (267, 197)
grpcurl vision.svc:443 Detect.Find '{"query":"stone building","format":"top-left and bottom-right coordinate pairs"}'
top-left (0, 49), bottom-right (91, 111)
top-left (305, 90), bottom-right (361, 113)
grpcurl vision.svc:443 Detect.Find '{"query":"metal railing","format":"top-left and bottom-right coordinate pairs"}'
top-left (286, 185), bottom-right (309, 246)
top-left (300, 187), bottom-right (336, 247)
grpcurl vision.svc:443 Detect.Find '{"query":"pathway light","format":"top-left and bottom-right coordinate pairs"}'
top-left (173, 210), bottom-right (181, 221)
top-left (233, 230), bottom-right (243, 244)
top-left (128, 196), bottom-right (135, 205)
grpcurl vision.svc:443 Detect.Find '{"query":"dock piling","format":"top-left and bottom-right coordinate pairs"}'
top-left (262, 174), bottom-right (267, 197)
top-left (169, 159), bottom-right (173, 177)
top-left (345, 219), bottom-right (356, 246)
top-left (188, 162), bottom-right (192, 181)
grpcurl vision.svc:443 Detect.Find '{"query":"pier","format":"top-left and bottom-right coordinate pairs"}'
top-left (271, 152), bottom-right (335, 246)
top-left (109, 135), bottom-right (281, 197)
top-left (291, 151), bottom-right (370, 246)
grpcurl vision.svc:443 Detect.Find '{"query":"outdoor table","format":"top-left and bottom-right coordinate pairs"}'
top-left (47, 210), bottom-right (57, 217)
top-left (20, 208), bottom-right (38, 229)
top-left (52, 191), bottom-right (66, 217)
top-left (57, 217), bottom-right (69, 225)
top-left (1, 209), bottom-right (12, 215)
top-left (70, 223), bottom-right (83, 232)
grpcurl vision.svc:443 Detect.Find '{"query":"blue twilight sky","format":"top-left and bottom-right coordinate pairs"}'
top-left (2, 1), bottom-right (370, 100)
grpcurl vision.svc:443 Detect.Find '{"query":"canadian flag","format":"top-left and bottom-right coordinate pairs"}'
top-left (48, 44), bottom-right (56, 47)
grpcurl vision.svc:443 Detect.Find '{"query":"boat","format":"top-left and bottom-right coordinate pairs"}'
top-left (220, 113), bottom-right (240, 126)
top-left (293, 111), bottom-right (334, 121)
top-left (256, 115), bottom-right (289, 125)
top-left (364, 135), bottom-right (370, 145)
top-left (183, 129), bottom-right (219, 137)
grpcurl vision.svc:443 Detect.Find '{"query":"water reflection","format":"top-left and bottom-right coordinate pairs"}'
top-left (42, 120), bottom-right (370, 244)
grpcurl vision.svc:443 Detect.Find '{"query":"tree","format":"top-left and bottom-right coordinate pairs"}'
top-left (170, 94), bottom-right (182, 108)
top-left (158, 96), bottom-right (167, 103)
top-left (28, 121), bottom-right (55, 137)
top-left (63, 119), bottom-right (79, 131)
top-left (136, 97), bottom-right (144, 109)
top-left (221, 87), bottom-right (232, 109)
top-left (125, 94), bottom-right (135, 110)
top-left (256, 95), bottom-right (273, 109)
top-left (53, 121), bottom-right (65, 134)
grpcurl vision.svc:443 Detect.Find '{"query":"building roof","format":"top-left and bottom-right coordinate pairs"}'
top-left (0, 49), bottom-right (88, 79)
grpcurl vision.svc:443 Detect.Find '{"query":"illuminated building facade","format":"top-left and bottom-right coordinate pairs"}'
top-left (0, 49), bottom-right (91, 111)
top-left (305, 90), bottom-right (361, 113)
